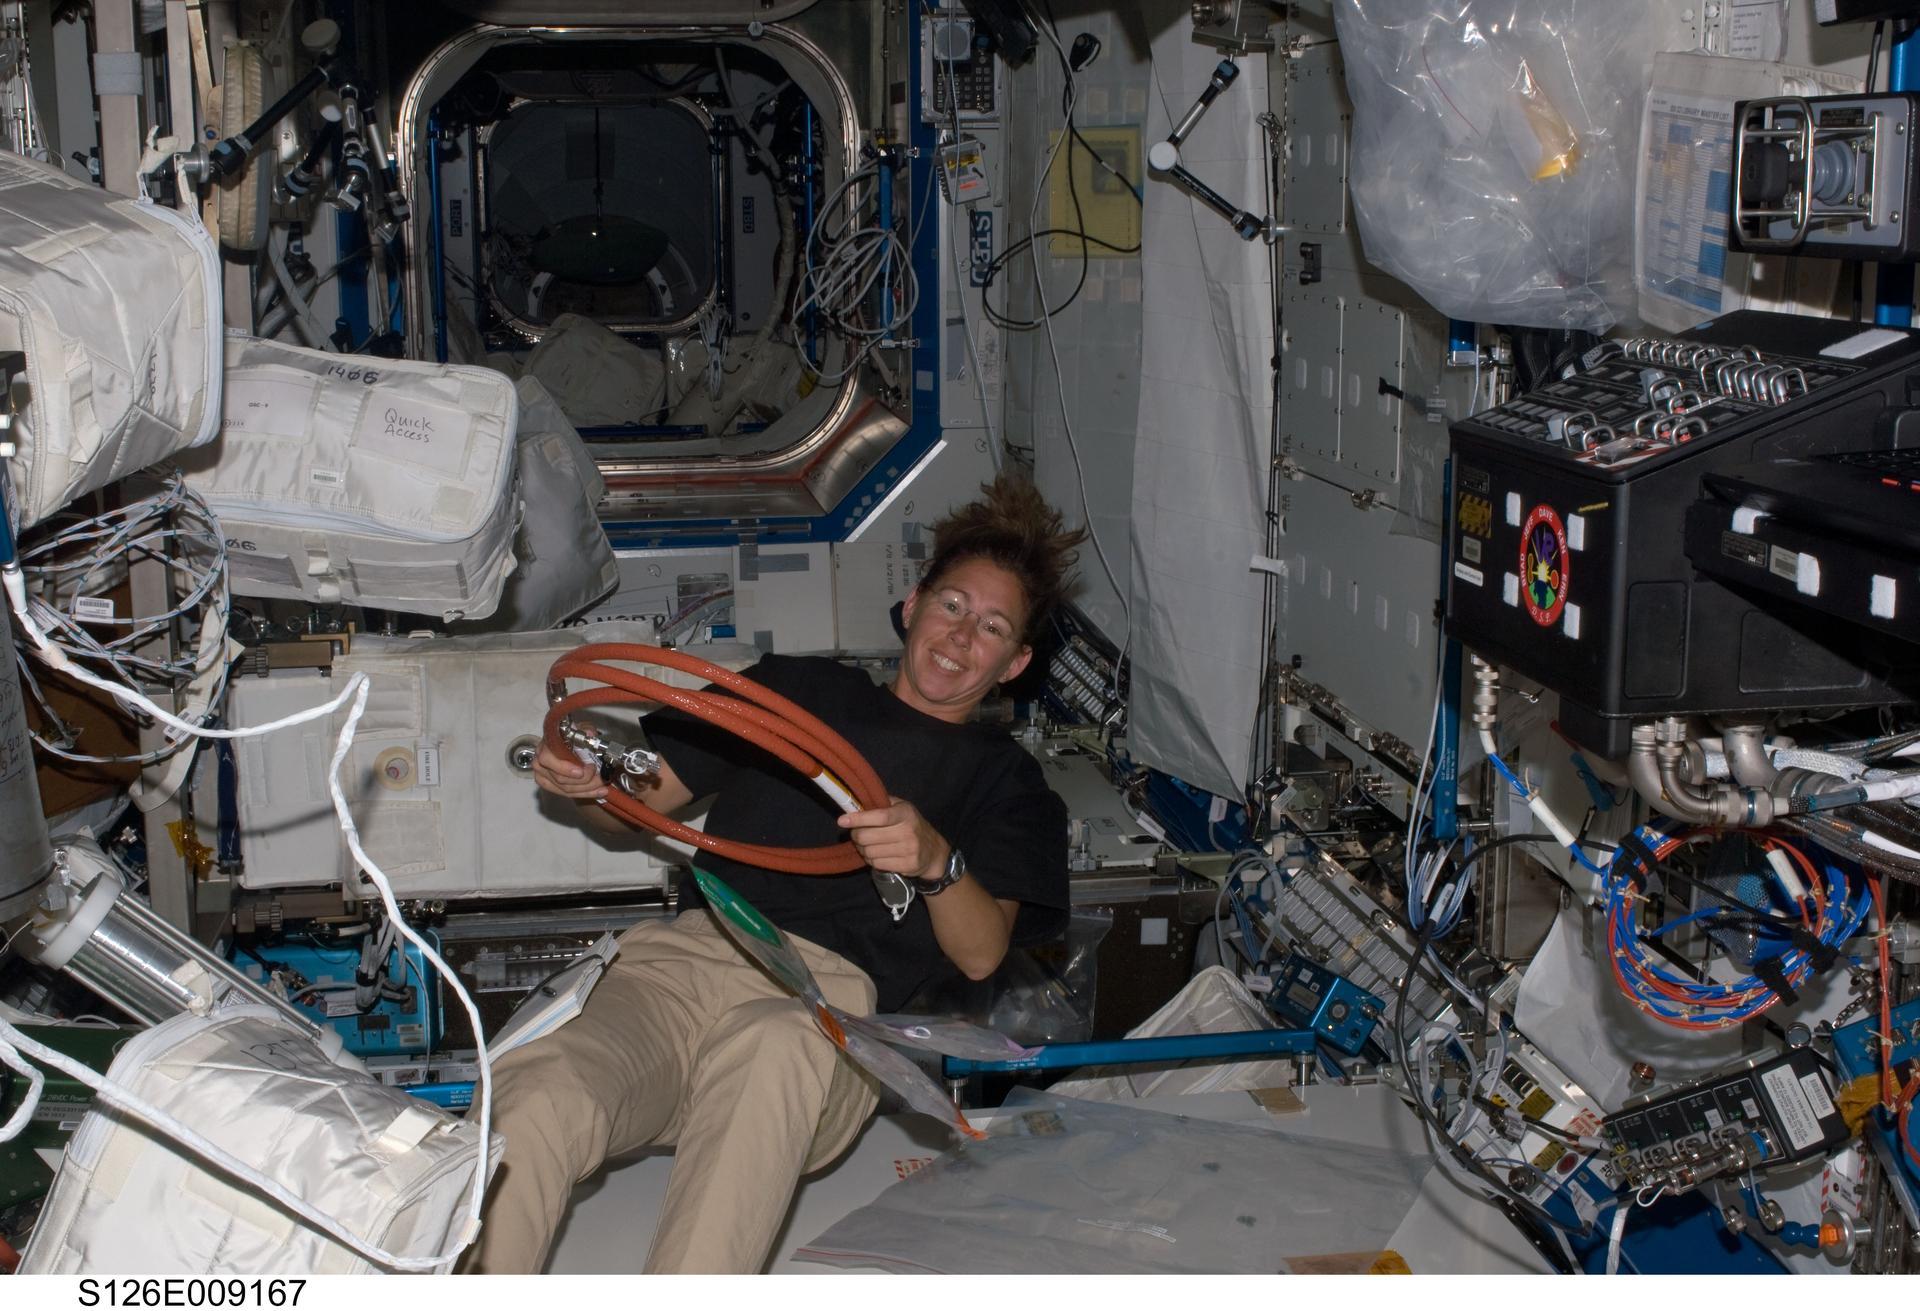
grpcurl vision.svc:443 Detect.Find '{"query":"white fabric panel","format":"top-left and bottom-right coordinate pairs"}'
top-left (19, 1006), bottom-right (495, 1274)
top-left (0, 151), bottom-right (223, 528)
top-left (1125, 35), bottom-right (1275, 799)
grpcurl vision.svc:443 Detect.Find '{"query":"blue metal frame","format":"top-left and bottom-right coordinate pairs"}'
top-left (940, 1027), bottom-right (1317, 1078)
top-left (812, 18), bottom-right (945, 544)
top-left (1431, 450), bottom-right (1461, 844)
top-left (1877, 22), bottom-right (1920, 327)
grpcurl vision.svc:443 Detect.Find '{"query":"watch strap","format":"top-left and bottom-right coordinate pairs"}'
top-left (921, 845), bottom-right (967, 895)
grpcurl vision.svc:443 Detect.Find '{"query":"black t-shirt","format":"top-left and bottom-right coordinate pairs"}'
top-left (643, 654), bottom-right (1070, 1011)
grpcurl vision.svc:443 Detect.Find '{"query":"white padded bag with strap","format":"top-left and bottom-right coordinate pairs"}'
top-left (0, 151), bottom-right (223, 529)
top-left (178, 335), bottom-right (520, 621)
top-left (19, 1005), bottom-right (498, 1275)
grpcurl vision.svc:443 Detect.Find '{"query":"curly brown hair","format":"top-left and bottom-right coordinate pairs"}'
top-left (921, 473), bottom-right (1088, 646)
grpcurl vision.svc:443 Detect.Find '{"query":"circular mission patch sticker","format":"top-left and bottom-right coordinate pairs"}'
top-left (1519, 503), bottom-right (1569, 628)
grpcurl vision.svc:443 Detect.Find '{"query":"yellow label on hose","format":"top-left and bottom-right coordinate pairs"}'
top-left (813, 769), bottom-right (859, 815)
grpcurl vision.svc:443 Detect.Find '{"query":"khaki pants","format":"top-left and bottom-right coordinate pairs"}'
top-left (465, 911), bottom-right (879, 1274)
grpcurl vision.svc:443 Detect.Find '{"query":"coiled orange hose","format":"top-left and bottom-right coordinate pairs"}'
top-left (542, 643), bottom-right (889, 875)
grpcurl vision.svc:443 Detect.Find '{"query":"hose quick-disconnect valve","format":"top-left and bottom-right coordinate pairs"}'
top-left (1468, 655), bottom-right (1500, 733)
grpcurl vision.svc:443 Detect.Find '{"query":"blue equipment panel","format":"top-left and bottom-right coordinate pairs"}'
top-left (1834, 996), bottom-right (1920, 1224)
top-left (236, 934), bottom-right (442, 1057)
top-left (1266, 954), bottom-right (1383, 1056)
top-left (1833, 995), bottom-right (1920, 1081)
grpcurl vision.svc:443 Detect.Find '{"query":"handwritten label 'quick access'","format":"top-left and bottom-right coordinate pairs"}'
top-left (351, 395), bottom-right (473, 477)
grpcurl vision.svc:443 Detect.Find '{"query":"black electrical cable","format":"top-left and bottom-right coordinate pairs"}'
top-left (1472, 1093), bottom-right (1592, 1148)
top-left (1391, 922), bottom-right (1594, 1246)
top-left (979, 0), bottom-right (1143, 331)
top-left (1869, 21), bottom-right (1888, 94)
top-left (237, 942), bottom-right (298, 980)
top-left (1859, 726), bottom-right (1920, 765)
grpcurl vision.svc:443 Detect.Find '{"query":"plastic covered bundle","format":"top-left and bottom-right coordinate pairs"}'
top-left (1333, 0), bottom-right (1676, 331)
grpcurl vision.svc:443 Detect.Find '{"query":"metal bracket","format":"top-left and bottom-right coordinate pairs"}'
top-left (1148, 58), bottom-right (1283, 243)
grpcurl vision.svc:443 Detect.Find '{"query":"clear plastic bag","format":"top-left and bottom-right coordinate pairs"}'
top-left (901, 908), bottom-right (1110, 1046)
top-left (794, 1089), bottom-right (1430, 1274)
top-left (1334, 0), bottom-right (1677, 331)
top-left (694, 868), bottom-right (990, 1140)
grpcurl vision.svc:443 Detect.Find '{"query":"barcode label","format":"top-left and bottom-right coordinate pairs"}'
top-left (1800, 1072), bottom-right (1836, 1119)
top-left (73, 595), bottom-right (115, 621)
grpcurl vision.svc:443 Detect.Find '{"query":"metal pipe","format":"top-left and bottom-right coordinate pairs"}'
top-left (1720, 721), bottom-right (1776, 789)
top-left (1657, 747), bottom-right (1723, 823)
top-left (1468, 654), bottom-right (1500, 731)
top-left (1169, 59), bottom-right (1240, 147)
top-left (20, 841), bottom-right (322, 1035)
top-left (60, 897), bottom-right (212, 1024)
top-left (427, 115), bottom-right (448, 364)
top-left (1630, 722), bottom-right (1715, 824)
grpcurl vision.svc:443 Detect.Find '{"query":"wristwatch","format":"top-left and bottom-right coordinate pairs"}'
top-left (920, 846), bottom-right (968, 895)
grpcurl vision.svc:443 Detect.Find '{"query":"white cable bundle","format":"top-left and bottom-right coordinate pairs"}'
top-left (791, 166), bottom-right (918, 385)
top-left (12, 475), bottom-right (233, 767)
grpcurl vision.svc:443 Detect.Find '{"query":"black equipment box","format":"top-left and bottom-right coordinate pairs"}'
top-left (1603, 1048), bottom-right (1850, 1190)
top-left (1445, 311), bottom-right (1920, 756)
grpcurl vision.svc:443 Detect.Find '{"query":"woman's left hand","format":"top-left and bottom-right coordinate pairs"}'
top-left (837, 796), bottom-right (950, 881)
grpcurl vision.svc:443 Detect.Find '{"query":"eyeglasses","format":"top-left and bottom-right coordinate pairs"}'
top-left (929, 590), bottom-right (1020, 648)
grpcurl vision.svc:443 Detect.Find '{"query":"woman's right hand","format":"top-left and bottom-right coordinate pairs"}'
top-left (531, 740), bottom-right (609, 803)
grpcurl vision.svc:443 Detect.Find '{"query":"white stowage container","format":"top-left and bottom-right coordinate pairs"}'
top-left (227, 628), bottom-right (758, 899)
top-left (177, 335), bottom-right (521, 622)
top-left (0, 153), bottom-right (224, 529)
top-left (19, 1006), bottom-right (497, 1274)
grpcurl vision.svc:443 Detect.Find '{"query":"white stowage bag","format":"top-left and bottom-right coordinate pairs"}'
top-left (0, 152), bottom-right (223, 529)
top-left (19, 1006), bottom-right (499, 1275)
top-left (522, 312), bottom-right (688, 427)
top-left (452, 376), bottom-right (617, 632)
top-left (178, 335), bottom-right (521, 621)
